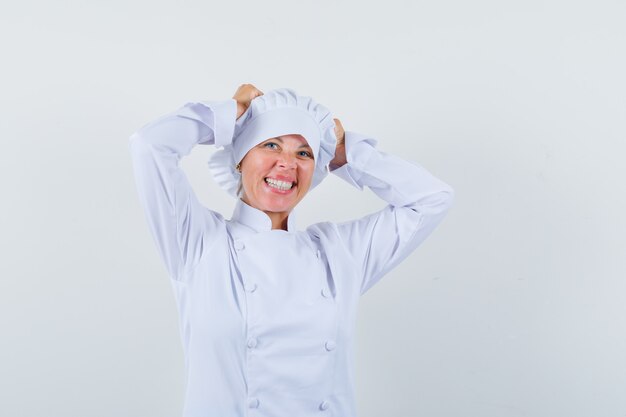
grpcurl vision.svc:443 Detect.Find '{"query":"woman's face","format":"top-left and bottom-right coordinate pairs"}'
top-left (239, 134), bottom-right (315, 215)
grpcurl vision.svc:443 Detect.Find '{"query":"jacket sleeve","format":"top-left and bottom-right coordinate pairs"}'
top-left (330, 131), bottom-right (455, 295)
top-left (128, 99), bottom-right (237, 281)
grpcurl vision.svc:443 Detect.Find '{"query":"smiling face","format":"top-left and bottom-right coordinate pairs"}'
top-left (239, 134), bottom-right (315, 218)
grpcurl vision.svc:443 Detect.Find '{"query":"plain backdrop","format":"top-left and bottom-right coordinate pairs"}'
top-left (1, 1), bottom-right (625, 416)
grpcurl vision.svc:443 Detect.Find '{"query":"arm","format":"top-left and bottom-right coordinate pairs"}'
top-left (330, 130), bottom-right (455, 295)
top-left (128, 98), bottom-right (237, 281)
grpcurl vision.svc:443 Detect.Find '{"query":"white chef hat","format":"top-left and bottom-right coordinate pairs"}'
top-left (208, 88), bottom-right (337, 197)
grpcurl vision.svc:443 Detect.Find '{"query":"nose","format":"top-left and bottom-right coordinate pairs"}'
top-left (276, 152), bottom-right (297, 169)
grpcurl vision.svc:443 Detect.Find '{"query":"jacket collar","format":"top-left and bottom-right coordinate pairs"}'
top-left (230, 198), bottom-right (297, 232)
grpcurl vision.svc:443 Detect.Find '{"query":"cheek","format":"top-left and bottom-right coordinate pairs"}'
top-left (242, 156), bottom-right (272, 180)
top-left (300, 163), bottom-right (316, 186)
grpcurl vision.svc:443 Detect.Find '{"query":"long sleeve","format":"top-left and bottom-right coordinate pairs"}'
top-left (330, 131), bottom-right (455, 295)
top-left (128, 99), bottom-right (237, 281)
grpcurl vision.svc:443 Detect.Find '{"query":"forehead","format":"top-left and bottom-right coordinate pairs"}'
top-left (268, 134), bottom-right (311, 147)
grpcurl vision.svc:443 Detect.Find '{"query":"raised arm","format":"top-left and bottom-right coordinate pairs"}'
top-left (128, 98), bottom-right (239, 281)
top-left (329, 124), bottom-right (455, 295)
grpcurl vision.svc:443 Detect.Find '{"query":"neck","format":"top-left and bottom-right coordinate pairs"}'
top-left (240, 196), bottom-right (292, 231)
top-left (266, 210), bottom-right (289, 230)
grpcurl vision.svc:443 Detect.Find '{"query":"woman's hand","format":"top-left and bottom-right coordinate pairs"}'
top-left (329, 118), bottom-right (347, 170)
top-left (233, 84), bottom-right (263, 120)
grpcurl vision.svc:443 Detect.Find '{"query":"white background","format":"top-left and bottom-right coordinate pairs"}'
top-left (1, 1), bottom-right (625, 416)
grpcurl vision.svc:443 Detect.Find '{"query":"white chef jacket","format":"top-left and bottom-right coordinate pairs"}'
top-left (128, 98), bottom-right (455, 417)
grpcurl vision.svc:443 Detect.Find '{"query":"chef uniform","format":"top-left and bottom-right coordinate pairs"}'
top-left (128, 88), bottom-right (455, 417)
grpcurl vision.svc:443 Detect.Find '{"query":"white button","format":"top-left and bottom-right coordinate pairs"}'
top-left (248, 397), bottom-right (259, 408)
top-left (316, 250), bottom-right (321, 259)
top-left (234, 240), bottom-right (245, 251)
top-left (247, 337), bottom-right (258, 348)
top-left (244, 282), bottom-right (258, 292)
top-left (321, 287), bottom-right (330, 298)
top-left (319, 400), bottom-right (330, 410)
top-left (325, 340), bottom-right (336, 351)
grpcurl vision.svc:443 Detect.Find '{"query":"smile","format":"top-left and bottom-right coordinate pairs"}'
top-left (264, 177), bottom-right (295, 191)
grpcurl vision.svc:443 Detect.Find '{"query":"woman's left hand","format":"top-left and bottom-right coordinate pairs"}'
top-left (329, 118), bottom-right (347, 170)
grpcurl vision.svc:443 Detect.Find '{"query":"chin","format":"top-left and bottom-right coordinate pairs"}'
top-left (243, 183), bottom-right (309, 214)
top-left (259, 198), bottom-right (297, 214)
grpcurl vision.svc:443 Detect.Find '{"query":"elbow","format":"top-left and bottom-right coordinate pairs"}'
top-left (408, 185), bottom-right (455, 217)
top-left (128, 132), bottom-right (152, 157)
top-left (440, 186), bottom-right (455, 212)
top-left (429, 187), bottom-right (455, 216)
top-left (128, 131), bottom-right (144, 146)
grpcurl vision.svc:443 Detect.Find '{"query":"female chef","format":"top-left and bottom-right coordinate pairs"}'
top-left (129, 84), bottom-right (455, 417)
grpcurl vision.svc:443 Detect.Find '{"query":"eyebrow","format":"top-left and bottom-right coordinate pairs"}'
top-left (267, 137), bottom-right (312, 149)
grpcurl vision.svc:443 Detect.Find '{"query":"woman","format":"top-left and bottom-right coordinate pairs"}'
top-left (129, 84), bottom-right (454, 417)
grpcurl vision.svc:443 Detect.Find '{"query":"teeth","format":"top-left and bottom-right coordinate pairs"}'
top-left (265, 177), bottom-right (294, 191)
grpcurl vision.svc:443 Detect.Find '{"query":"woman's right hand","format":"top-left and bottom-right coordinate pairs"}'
top-left (232, 84), bottom-right (263, 120)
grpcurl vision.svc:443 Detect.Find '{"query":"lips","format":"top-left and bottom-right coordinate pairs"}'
top-left (264, 177), bottom-right (296, 191)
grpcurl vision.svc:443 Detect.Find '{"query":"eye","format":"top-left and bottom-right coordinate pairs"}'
top-left (263, 142), bottom-right (279, 150)
top-left (298, 150), bottom-right (313, 158)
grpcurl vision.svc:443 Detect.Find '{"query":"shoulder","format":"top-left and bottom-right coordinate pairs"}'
top-left (199, 207), bottom-right (229, 244)
top-left (304, 221), bottom-right (350, 254)
top-left (305, 221), bottom-right (338, 240)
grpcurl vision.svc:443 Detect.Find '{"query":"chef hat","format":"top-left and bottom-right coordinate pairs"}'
top-left (208, 88), bottom-right (337, 197)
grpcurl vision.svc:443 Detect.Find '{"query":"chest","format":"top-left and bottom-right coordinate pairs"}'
top-left (232, 232), bottom-right (336, 336)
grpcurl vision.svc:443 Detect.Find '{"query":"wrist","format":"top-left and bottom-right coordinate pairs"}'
top-left (236, 102), bottom-right (247, 120)
top-left (329, 144), bottom-right (347, 170)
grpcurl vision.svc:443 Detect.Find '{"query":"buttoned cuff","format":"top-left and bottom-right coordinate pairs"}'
top-left (177, 99), bottom-right (237, 146)
top-left (331, 131), bottom-right (378, 190)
